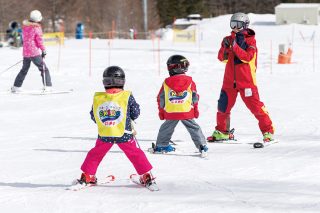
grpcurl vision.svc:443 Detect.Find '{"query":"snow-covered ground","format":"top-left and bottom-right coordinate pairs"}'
top-left (1, 14), bottom-right (320, 213)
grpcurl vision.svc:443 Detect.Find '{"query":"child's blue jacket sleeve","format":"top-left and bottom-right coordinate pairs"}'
top-left (90, 106), bottom-right (96, 123)
top-left (129, 94), bottom-right (140, 121)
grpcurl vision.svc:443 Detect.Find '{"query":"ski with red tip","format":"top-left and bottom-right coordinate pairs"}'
top-left (253, 140), bottom-right (279, 148)
top-left (130, 174), bottom-right (159, 191)
top-left (66, 175), bottom-right (115, 191)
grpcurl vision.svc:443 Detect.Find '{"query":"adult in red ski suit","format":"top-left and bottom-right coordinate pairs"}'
top-left (214, 13), bottom-right (274, 138)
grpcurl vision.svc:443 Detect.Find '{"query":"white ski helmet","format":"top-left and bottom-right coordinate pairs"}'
top-left (230, 12), bottom-right (250, 30)
top-left (30, 10), bottom-right (42, 22)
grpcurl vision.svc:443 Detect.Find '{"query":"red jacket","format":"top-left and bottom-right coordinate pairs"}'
top-left (157, 74), bottom-right (199, 120)
top-left (218, 28), bottom-right (258, 89)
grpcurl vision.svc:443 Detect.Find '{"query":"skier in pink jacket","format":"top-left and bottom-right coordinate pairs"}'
top-left (11, 10), bottom-right (52, 93)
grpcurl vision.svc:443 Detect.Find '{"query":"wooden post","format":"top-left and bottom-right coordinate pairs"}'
top-left (112, 20), bottom-right (116, 39)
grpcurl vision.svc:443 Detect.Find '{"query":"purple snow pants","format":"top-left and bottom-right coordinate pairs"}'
top-left (81, 138), bottom-right (152, 175)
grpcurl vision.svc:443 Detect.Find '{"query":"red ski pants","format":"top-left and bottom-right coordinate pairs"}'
top-left (81, 138), bottom-right (153, 175)
top-left (215, 87), bottom-right (274, 134)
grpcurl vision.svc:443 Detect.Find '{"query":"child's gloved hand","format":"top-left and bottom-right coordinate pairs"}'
top-left (194, 109), bottom-right (199, 118)
top-left (158, 112), bottom-right (164, 120)
top-left (41, 50), bottom-right (47, 58)
top-left (223, 38), bottom-right (231, 48)
top-left (132, 129), bottom-right (137, 136)
top-left (235, 32), bottom-right (245, 45)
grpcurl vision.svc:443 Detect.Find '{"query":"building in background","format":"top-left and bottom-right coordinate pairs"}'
top-left (173, 14), bottom-right (202, 30)
top-left (275, 3), bottom-right (320, 25)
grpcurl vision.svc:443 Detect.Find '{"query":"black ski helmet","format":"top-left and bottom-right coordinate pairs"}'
top-left (166, 55), bottom-right (189, 76)
top-left (102, 66), bottom-right (125, 88)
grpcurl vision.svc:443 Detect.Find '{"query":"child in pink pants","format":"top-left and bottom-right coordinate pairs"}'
top-left (78, 66), bottom-right (154, 185)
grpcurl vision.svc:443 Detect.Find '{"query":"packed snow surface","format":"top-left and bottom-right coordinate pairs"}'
top-left (0, 14), bottom-right (320, 212)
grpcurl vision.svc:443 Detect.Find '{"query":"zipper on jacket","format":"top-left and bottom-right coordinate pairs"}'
top-left (233, 56), bottom-right (236, 88)
top-left (232, 38), bottom-right (237, 89)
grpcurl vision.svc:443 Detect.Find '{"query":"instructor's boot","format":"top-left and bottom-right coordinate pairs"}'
top-left (263, 132), bottom-right (273, 142)
top-left (208, 129), bottom-right (235, 142)
top-left (212, 130), bottom-right (230, 140)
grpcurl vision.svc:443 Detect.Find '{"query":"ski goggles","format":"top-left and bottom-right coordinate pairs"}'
top-left (167, 60), bottom-right (190, 70)
top-left (230, 21), bottom-right (245, 29)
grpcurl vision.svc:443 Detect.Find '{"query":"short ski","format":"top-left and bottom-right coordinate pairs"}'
top-left (253, 140), bottom-right (279, 148)
top-left (207, 138), bottom-right (241, 144)
top-left (12, 89), bottom-right (73, 95)
top-left (148, 142), bottom-right (207, 158)
top-left (66, 175), bottom-right (115, 191)
top-left (130, 174), bottom-right (159, 191)
top-left (147, 142), bottom-right (176, 154)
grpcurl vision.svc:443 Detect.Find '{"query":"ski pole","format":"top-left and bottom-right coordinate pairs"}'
top-left (131, 120), bottom-right (140, 147)
top-left (131, 121), bottom-right (156, 180)
top-left (42, 59), bottom-right (47, 90)
top-left (0, 60), bottom-right (23, 76)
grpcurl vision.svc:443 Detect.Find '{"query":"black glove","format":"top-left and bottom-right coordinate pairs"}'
top-left (235, 32), bottom-right (245, 45)
top-left (235, 32), bottom-right (248, 49)
top-left (223, 38), bottom-right (231, 48)
top-left (41, 50), bottom-right (47, 58)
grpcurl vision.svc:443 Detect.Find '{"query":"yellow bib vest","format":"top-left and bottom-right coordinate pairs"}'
top-left (163, 82), bottom-right (192, 113)
top-left (93, 91), bottom-right (131, 137)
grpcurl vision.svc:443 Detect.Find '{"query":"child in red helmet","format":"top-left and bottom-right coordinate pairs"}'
top-left (152, 55), bottom-right (208, 157)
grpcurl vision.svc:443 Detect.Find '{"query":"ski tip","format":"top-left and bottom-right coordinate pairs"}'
top-left (253, 142), bottom-right (264, 148)
top-left (147, 147), bottom-right (155, 153)
top-left (148, 184), bottom-right (160, 191)
top-left (206, 136), bottom-right (214, 142)
top-left (129, 174), bottom-right (137, 179)
top-left (106, 175), bottom-right (116, 181)
top-left (200, 152), bottom-right (208, 158)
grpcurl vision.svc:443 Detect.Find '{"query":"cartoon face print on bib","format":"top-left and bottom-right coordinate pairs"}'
top-left (168, 89), bottom-right (189, 104)
top-left (97, 101), bottom-right (123, 127)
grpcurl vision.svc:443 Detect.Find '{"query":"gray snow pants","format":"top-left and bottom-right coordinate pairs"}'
top-left (13, 56), bottom-right (52, 87)
top-left (156, 119), bottom-right (207, 149)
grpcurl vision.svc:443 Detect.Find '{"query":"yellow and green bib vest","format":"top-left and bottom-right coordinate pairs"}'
top-left (163, 82), bottom-right (192, 113)
top-left (93, 91), bottom-right (131, 137)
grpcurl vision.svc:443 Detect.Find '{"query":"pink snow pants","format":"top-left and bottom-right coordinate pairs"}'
top-left (81, 138), bottom-right (152, 175)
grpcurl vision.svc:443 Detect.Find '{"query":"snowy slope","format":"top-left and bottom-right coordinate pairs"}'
top-left (0, 14), bottom-right (320, 213)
